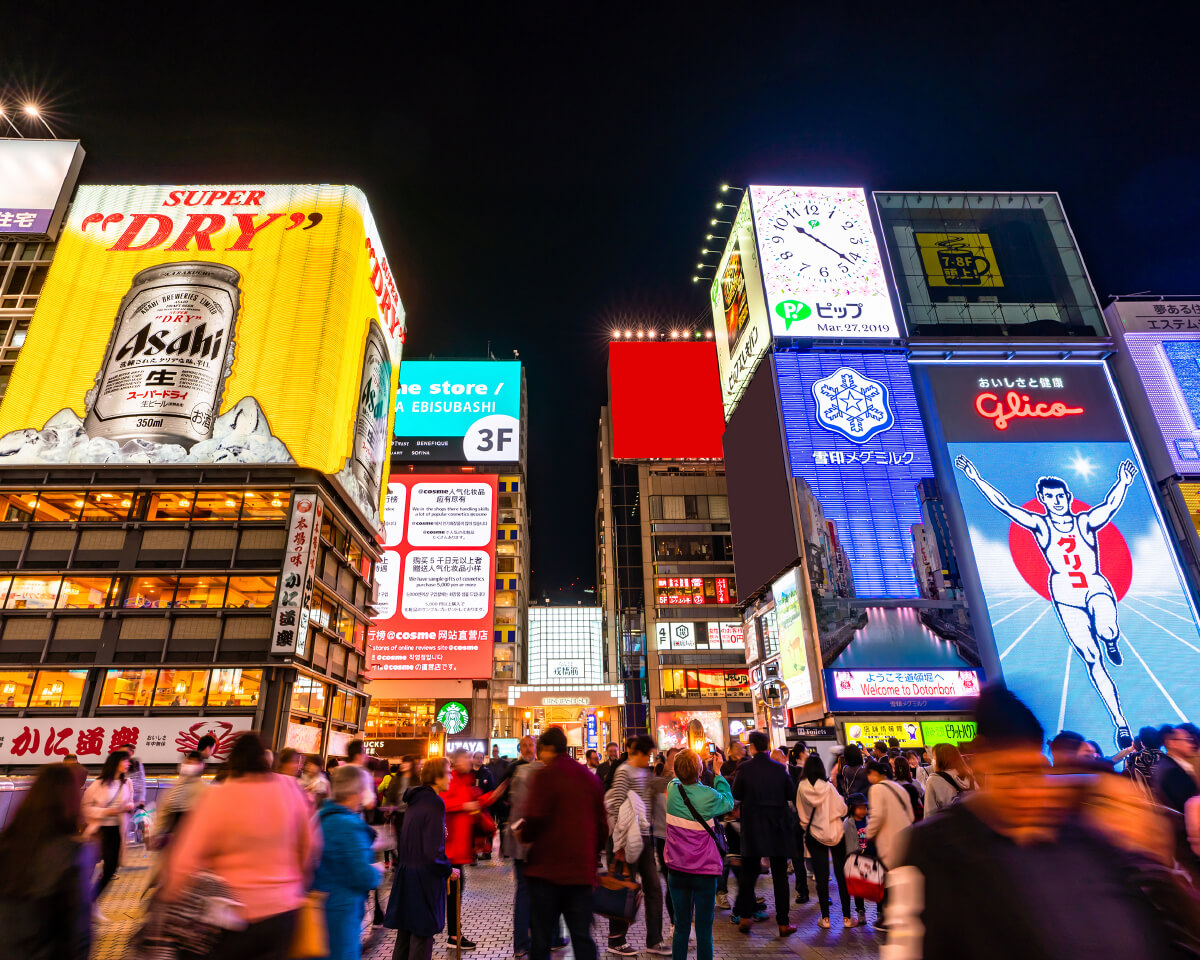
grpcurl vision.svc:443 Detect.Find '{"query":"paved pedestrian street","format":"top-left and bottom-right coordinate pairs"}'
top-left (90, 846), bottom-right (882, 960)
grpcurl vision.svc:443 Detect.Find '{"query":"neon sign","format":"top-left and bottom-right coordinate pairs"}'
top-left (975, 391), bottom-right (1084, 431)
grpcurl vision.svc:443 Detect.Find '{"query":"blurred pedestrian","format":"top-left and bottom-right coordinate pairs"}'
top-left (887, 685), bottom-right (1193, 960)
top-left (313, 765), bottom-right (384, 960)
top-left (650, 747), bottom-right (678, 933)
top-left (119, 742), bottom-right (146, 813)
top-left (925, 743), bottom-right (975, 815)
top-left (664, 748), bottom-right (733, 960)
top-left (892, 756), bottom-right (924, 820)
top-left (1049, 730), bottom-right (1087, 767)
top-left (152, 750), bottom-right (208, 860)
top-left (1126, 726), bottom-right (1164, 789)
top-left (274, 747), bottom-right (303, 778)
top-left (1153, 723), bottom-right (1200, 813)
top-left (732, 731), bottom-right (797, 936)
top-left (385, 757), bottom-right (455, 960)
top-left (82, 748), bottom-right (133, 922)
top-left (786, 744), bottom-right (811, 906)
top-left (0, 763), bottom-right (95, 959)
top-left (444, 749), bottom-right (507, 949)
top-left (506, 736), bottom-right (543, 957)
top-left (864, 759), bottom-right (914, 873)
top-left (795, 754), bottom-right (855, 929)
top-left (473, 752), bottom-right (497, 860)
top-left (162, 732), bottom-right (316, 960)
top-left (302, 756), bottom-right (332, 804)
top-left (522, 726), bottom-right (607, 960)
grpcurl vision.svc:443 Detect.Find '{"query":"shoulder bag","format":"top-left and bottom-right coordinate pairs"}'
top-left (678, 783), bottom-right (731, 863)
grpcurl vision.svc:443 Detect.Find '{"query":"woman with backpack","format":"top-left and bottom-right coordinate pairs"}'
top-left (891, 756), bottom-right (924, 821)
top-left (924, 743), bottom-right (975, 815)
top-left (836, 744), bottom-right (870, 800)
top-left (795, 754), bottom-right (856, 929)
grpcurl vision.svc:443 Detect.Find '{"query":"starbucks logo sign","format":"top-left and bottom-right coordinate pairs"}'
top-left (437, 700), bottom-right (469, 735)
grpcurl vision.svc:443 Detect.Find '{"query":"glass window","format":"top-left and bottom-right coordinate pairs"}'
top-left (353, 620), bottom-right (365, 651)
top-left (175, 577), bottom-right (227, 609)
top-left (191, 490), bottom-right (243, 522)
top-left (331, 522), bottom-right (349, 556)
top-left (334, 607), bottom-right (355, 647)
top-left (291, 675), bottom-right (328, 715)
top-left (57, 576), bottom-right (114, 609)
top-left (346, 540), bottom-right (362, 570)
top-left (6, 576), bottom-right (61, 609)
top-left (332, 688), bottom-right (348, 723)
top-left (153, 669), bottom-right (209, 707)
top-left (242, 490), bottom-right (290, 521)
top-left (310, 591), bottom-right (334, 631)
top-left (29, 670), bottom-right (87, 708)
top-left (207, 668), bottom-right (262, 708)
top-left (146, 491), bottom-right (194, 521)
top-left (0, 493), bottom-right (38, 522)
top-left (100, 669), bottom-right (155, 707)
top-left (309, 677), bottom-right (328, 716)
top-left (81, 491), bottom-right (133, 522)
top-left (320, 513), bottom-right (333, 543)
top-left (124, 575), bottom-right (178, 609)
top-left (226, 575), bottom-right (277, 608)
top-left (0, 670), bottom-right (35, 708)
top-left (31, 491), bottom-right (86, 522)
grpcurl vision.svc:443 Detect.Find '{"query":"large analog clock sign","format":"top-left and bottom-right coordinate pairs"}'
top-left (749, 185), bottom-right (900, 340)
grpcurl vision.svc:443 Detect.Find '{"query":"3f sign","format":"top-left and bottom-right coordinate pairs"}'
top-left (464, 413), bottom-right (521, 462)
top-left (477, 427), bottom-right (513, 453)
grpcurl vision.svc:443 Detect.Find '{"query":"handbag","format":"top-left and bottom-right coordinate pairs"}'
top-left (287, 891), bottom-right (329, 959)
top-left (844, 852), bottom-right (886, 902)
top-left (677, 783), bottom-right (731, 864)
top-left (593, 862), bottom-right (643, 922)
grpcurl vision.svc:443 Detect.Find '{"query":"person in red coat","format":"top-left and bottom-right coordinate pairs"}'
top-left (443, 749), bottom-right (507, 950)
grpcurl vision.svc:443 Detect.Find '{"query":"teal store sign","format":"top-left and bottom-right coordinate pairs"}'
top-left (393, 360), bottom-right (521, 463)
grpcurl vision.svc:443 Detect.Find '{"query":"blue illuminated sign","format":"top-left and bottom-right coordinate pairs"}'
top-left (776, 351), bottom-right (934, 599)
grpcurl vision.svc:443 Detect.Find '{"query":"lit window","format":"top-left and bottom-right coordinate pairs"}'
top-left (153, 669), bottom-right (209, 707)
top-left (191, 490), bottom-right (243, 521)
top-left (6, 576), bottom-right (62, 609)
top-left (81, 491), bottom-right (134, 522)
top-left (242, 490), bottom-right (290, 521)
top-left (175, 577), bottom-right (227, 609)
top-left (57, 576), bottom-right (115, 609)
top-left (124, 576), bottom-right (178, 609)
top-left (291, 675), bottom-right (329, 715)
top-left (30, 491), bottom-right (87, 522)
top-left (100, 669), bottom-right (156, 707)
top-left (226, 576), bottom-right (277, 608)
top-left (0, 671), bottom-right (35, 708)
top-left (332, 688), bottom-right (348, 722)
top-left (146, 491), bottom-right (195, 521)
top-left (207, 668), bottom-right (262, 708)
top-left (29, 670), bottom-right (87, 708)
top-left (0, 493), bottom-right (38, 522)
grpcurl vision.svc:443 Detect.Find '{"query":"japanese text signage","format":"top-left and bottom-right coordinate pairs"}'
top-left (750, 186), bottom-right (900, 339)
top-left (776, 350), bottom-right (934, 598)
top-left (369, 473), bottom-right (498, 679)
top-left (653, 620), bottom-right (745, 652)
top-left (0, 139), bottom-right (84, 238)
top-left (392, 359), bottom-right (521, 463)
top-left (655, 577), bottom-right (737, 606)
top-left (0, 184), bottom-right (404, 532)
top-left (710, 193), bottom-right (771, 419)
top-left (920, 720), bottom-right (977, 744)
top-left (843, 719), bottom-right (924, 748)
top-left (1109, 300), bottom-right (1200, 474)
top-left (825, 668), bottom-right (984, 712)
top-left (272, 493), bottom-right (323, 655)
top-left (0, 716), bottom-right (251, 765)
top-left (919, 361), bottom-right (1200, 749)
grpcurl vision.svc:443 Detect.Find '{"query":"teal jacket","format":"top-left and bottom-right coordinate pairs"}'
top-left (664, 775), bottom-right (734, 875)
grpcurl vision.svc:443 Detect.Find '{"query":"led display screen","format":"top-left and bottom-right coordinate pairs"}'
top-left (653, 619), bottom-right (745, 651)
top-left (0, 184), bottom-right (404, 532)
top-left (771, 567), bottom-right (815, 710)
top-left (775, 350), bottom-right (933, 598)
top-left (825, 668), bottom-right (984, 712)
top-left (392, 359), bottom-right (521, 463)
top-left (609, 341), bottom-right (725, 459)
top-left (368, 473), bottom-right (498, 679)
top-left (655, 709), bottom-right (726, 751)
top-left (654, 577), bottom-right (737, 607)
top-left (921, 360), bottom-right (1200, 750)
top-left (749, 185), bottom-right (899, 339)
top-left (1110, 300), bottom-right (1200, 474)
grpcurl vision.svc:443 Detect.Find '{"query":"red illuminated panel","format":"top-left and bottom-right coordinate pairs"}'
top-left (609, 342), bottom-right (725, 459)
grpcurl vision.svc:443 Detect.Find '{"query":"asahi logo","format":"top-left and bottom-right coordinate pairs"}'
top-left (114, 321), bottom-right (226, 363)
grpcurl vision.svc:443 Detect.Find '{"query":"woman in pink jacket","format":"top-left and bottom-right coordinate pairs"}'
top-left (163, 732), bottom-right (317, 960)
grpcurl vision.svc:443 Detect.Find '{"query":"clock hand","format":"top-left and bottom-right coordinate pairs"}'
top-left (793, 225), bottom-right (849, 261)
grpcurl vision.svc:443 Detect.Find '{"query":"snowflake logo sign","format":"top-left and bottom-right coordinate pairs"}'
top-left (812, 367), bottom-right (895, 443)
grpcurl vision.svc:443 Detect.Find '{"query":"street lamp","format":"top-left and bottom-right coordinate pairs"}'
top-left (0, 107), bottom-right (24, 138)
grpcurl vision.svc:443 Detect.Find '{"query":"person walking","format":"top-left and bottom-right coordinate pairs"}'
top-left (1153, 723), bottom-right (1200, 814)
top-left (795, 754), bottom-right (855, 929)
top-left (664, 749), bottom-right (734, 960)
top-left (924, 743), bottom-right (975, 815)
top-left (149, 750), bottom-right (209, 886)
top-left (864, 760), bottom-right (914, 870)
top-left (786, 743), bottom-right (811, 906)
top-left (892, 756), bottom-right (924, 820)
top-left (443, 748), bottom-right (507, 949)
top-left (313, 765), bottom-right (385, 960)
top-left (81, 748), bottom-right (133, 922)
top-left (0, 763), bottom-right (96, 960)
top-left (835, 743), bottom-right (870, 799)
top-left (385, 757), bottom-right (456, 960)
top-left (162, 732), bottom-right (316, 960)
top-left (841, 793), bottom-right (874, 927)
top-left (302, 756), bottom-right (332, 805)
top-left (605, 734), bottom-right (669, 956)
top-left (119, 742), bottom-right (147, 812)
top-left (506, 736), bottom-right (543, 957)
top-left (650, 748), bottom-right (678, 934)
top-left (732, 731), bottom-right (797, 936)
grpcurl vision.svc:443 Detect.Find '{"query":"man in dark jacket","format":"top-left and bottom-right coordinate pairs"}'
top-left (524, 726), bottom-right (608, 960)
top-left (596, 742), bottom-right (620, 784)
top-left (731, 731), bottom-right (797, 935)
top-left (1153, 723), bottom-right (1199, 813)
top-left (887, 686), bottom-right (1181, 960)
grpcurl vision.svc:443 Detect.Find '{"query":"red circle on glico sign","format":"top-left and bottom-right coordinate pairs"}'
top-left (1007, 499), bottom-right (1133, 602)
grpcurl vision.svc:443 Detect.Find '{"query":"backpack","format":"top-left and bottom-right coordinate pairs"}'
top-left (901, 782), bottom-right (924, 822)
top-left (936, 771), bottom-right (969, 806)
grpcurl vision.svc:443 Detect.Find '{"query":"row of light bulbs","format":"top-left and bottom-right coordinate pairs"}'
top-left (693, 183), bottom-right (744, 282)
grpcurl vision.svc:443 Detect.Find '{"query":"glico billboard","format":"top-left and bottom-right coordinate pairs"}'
top-left (369, 473), bottom-right (498, 679)
top-left (0, 185), bottom-right (405, 531)
top-left (916, 361), bottom-right (1200, 749)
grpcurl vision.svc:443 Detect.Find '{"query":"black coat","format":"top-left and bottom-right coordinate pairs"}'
top-left (731, 752), bottom-right (796, 858)
top-left (384, 786), bottom-right (453, 937)
top-left (1152, 756), bottom-right (1199, 813)
top-left (0, 836), bottom-right (94, 960)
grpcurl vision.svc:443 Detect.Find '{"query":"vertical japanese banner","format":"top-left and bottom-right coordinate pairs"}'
top-left (368, 473), bottom-right (498, 679)
top-left (273, 493), bottom-right (321, 655)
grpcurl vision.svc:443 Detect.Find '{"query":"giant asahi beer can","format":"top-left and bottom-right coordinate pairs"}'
top-left (351, 319), bottom-right (392, 504)
top-left (82, 262), bottom-right (240, 449)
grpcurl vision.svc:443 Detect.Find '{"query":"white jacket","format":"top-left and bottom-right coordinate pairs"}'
top-left (82, 777), bottom-right (132, 838)
top-left (865, 779), bottom-right (913, 868)
top-left (796, 778), bottom-right (847, 846)
top-left (612, 789), bottom-right (649, 862)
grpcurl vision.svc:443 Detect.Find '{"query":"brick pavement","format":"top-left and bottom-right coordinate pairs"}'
top-left (90, 846), bottom-right (883, 960)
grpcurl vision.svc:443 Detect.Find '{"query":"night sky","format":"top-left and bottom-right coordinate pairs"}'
top-left (3, 6), bottom-right (1197, 596)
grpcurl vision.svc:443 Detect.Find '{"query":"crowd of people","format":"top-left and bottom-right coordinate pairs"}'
top-left (1, 694), bottom-right (1199, 960)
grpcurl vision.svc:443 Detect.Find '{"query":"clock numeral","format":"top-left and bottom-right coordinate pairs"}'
top-left (780, 250), bottom-right (793, 260)
top-left (839, 262), bottom-right (850, 274)
top-left (842, 220), bottom-right (855, 230)
top-left (849, 237), bottom-right (862, 244)
top-left (774, 217), bottom-right (789, 230)
top-left (798, 262), bottom-right (811, 272)
top-left (847, 251), bottom-right (863, 262)
top-left (804, 203), bottom-right (819, 215)
top-left (819, 266), bottom-right (829, 278)
top-left (770, 235), bottom-right (783, 243)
